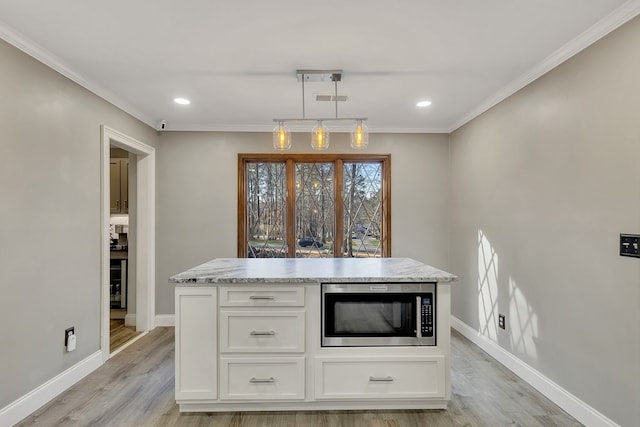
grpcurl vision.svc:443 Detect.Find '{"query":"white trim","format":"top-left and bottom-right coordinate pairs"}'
top-left (0, 351), bottom-right (103, 427)
top-left (0, 18), bottom-right (447, 135)
top-left (178, 400), bottom-right (447, 413)
top-left (155, 314), bottom-right (176, 327)
top-left (124, 313), bottom-right (136, 327)
top-left (101, 126), bottom-right (156, 363)
top-left (101, 129), bottom-right (110, 363)
top-left (133, 149), bottom-right (156, 333)
top-left (451, 316), bottom-right (620, 427)
top-left (2, 2), bottom-right (639, 136)
top-left (447, 0), bottom-right (640, 132)
top-left (0, 20), bottom-right (156, 129)
top-left (161, 123), bottom-right (451, 134)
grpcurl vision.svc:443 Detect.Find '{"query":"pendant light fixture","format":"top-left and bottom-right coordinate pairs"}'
top-left (311, 120), bottom-right (329, 150)
top-left (273, 70), bottom-right (368, 150)
top-left (350, 119), bottom-right (368, 149)
top-left (273, 121), bottom-right (291, 150)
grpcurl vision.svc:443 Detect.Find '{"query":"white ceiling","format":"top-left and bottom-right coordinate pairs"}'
top-left (1, 1), bottom-right (639, 133)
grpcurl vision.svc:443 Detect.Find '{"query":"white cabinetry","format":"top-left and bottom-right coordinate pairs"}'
top-left (315, 356), bottom-right (445, 399)
top-left (219, 357), bottom-right (305, 400)
top-left (174, 282), bottom-right (450, 412)
top-left (219, 286), bottom-right (304, 307)
top-left (175, 288), bottom-right (217, 400)
top-left (217, 285), bottom-right (306, 402)
top-left (219, 311), bottom-right (305, 353)
top-left (109, 158), bottom-right (128, 213)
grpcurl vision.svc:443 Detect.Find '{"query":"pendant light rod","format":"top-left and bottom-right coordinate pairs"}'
top-left (334, 80), bottom-right (338, 119)
top-left (301, 72), bottom-right (306, 119)
top-left (296, 70), bottom-right (342, 82)
top-left (272, 118), bottom-right (367, 123)
top-left (273, 69), bottom-right (369, 150)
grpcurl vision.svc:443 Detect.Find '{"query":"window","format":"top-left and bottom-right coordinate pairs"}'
top-left (238, 154), bottom-right (390, 258)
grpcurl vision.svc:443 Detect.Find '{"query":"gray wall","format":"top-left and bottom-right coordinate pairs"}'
top-left (0, 39), bottom-right (158, 408)
top-left (156, 132), bottom-right (451, 315)
top-left (4, 11), bottom-right (640, 426)
top-left (449, 16), bottom-right (640, 427)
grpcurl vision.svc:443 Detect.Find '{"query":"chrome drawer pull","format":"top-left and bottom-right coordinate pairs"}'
top-left (250, 330), bottom-right (276, 336)
top-left (249, 377), bottom-right (275, 383)
top-left (249, 295), bottom-right (275, 300)
top-left (369, 376), bottom-right (394, 382)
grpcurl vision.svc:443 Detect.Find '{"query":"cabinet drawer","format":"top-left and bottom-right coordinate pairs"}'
top-left (219, 357), bottom-right (305, 400)
top-left (315, 356), bottom-right (445, 399)
top-left (219, 286), bottom-right (304, 307)
top-left (219, 311), bottom-right (305, 353)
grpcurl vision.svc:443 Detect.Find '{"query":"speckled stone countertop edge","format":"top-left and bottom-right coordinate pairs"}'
top-left (169, 257), bottom-right (457, 285)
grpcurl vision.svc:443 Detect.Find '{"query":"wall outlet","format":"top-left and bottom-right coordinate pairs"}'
top-left (620, 234), bottom-right (640, 258)
top-left (498, 314), bottom-right (506, 330)
top-left (65, 327), bottom-right (76, 352)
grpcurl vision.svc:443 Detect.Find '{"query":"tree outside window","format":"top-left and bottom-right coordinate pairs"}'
top-left (238, 154), bottom-right (390, 258)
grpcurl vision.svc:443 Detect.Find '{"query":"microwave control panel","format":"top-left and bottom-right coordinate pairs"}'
top-left (421, 295), bottom-right (434, 337)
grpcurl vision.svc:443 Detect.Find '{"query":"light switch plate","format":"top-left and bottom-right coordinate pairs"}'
top-left (620, 234), bottom-right (640, 258)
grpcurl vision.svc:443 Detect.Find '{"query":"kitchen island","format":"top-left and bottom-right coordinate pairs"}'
top-left (170, 257), bottom-right (456, 412)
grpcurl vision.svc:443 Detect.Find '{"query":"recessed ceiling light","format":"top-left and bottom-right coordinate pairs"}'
top-left (174, 97), bottom-right (190, 105)
top-left (416, 100), bottom-right (432, 107)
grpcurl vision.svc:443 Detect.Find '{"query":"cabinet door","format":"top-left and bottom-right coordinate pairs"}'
top-left (110, 159), bottom-right (129, 213)
top-left (175, 287), bottom-right (217, 400)
top-left (120, 159), bottom-right (128, 213)
top-left (109, 160), bottom-right (121, 213)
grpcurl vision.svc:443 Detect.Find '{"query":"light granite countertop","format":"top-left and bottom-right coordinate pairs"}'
top-left (169, 257), bottom-right (456, 285)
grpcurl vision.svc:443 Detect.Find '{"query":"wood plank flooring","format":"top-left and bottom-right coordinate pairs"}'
top-left (16, 328), bottom-right (583, 427)
top-left (109, 319), bottom-right (141, 353)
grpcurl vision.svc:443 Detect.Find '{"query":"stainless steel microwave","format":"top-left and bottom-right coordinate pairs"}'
top-left (321, 282), bottom-right (436, 347)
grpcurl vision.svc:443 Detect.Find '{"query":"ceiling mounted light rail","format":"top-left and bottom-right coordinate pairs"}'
top-left (273, 70), bottom-right (368, 151)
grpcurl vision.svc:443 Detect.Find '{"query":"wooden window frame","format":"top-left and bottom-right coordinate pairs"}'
top-left (238, 153), bottom-right (391, 258)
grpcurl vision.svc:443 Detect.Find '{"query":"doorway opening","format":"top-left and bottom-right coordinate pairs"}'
top-left (108, 147), bottom-right (138, 352)
top-left (101, 126), bottom-right (156, 360)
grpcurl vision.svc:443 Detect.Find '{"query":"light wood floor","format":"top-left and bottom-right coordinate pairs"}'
top-left (109, 318), bottom-right (141, 353)
top-left (17, 328), bottom-right (582, 427)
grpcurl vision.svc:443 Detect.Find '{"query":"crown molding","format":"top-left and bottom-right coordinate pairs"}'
top-left (3, 1), bottom-right (639, 136)
top-left (0, 19), bottom-right (157, 129)
top-left (160, 123), bottom-right (450, 133)
top-left (446, 0), bottom-right (640, 133)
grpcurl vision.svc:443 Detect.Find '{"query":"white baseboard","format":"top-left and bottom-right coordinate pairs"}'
top-left (451, 316), bottom-right (619, 427)
top-left (155, 314), bottom-right (175, 327)
top-left (0, 350), bottom-right (103, 427)
top-left (124, 313), bottom-right (136, 327)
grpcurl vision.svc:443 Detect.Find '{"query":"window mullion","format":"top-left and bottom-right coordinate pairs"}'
top-left (286, 159), bottom-right (296, 258)
top-left (334, 159), bottom-right (344, 258)
top-left (237, 157), bottom-right (247, 257)
top-left (382, 157), bottom-right (391, 257)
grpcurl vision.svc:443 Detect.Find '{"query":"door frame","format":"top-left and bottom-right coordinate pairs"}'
top-left (101, 125), bottom-right (156, 361)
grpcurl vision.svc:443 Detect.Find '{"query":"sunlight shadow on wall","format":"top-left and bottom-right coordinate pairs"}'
top-left (508, 276), bottom-right (539, 360)
top-left (477, 229), bottom-right (539, 359)
top-left (478, 229), bottom-right (499, 340)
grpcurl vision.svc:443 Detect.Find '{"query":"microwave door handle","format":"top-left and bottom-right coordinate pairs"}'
top-left (416, 296), bottom-right (422, 338)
